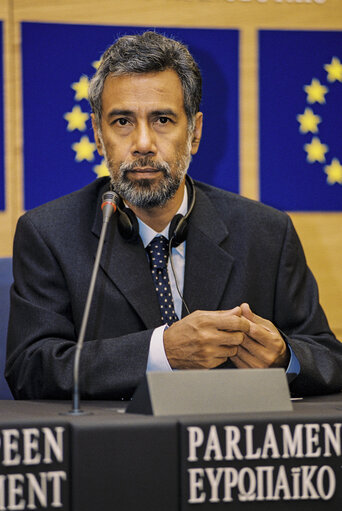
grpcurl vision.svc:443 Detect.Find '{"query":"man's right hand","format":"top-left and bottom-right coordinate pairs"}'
top-left (163, 307), bottom-right (250, 369)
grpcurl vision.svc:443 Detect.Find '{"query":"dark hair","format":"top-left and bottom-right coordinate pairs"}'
top-left (88, 31), bottom-right (202, 130)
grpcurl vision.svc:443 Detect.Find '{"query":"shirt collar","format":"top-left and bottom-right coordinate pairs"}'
top-left (137, 186), bottom-right (188, 256)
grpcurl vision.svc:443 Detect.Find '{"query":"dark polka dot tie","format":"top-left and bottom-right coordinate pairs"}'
top-left (146, 236), bottom-right (178, 325)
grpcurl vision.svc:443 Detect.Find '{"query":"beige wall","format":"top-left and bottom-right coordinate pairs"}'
top-left (1, 0), bottom-right (341, 337)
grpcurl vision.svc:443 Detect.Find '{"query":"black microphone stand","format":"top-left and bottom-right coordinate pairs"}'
top-left (67, 192), bottom-right (118, 415)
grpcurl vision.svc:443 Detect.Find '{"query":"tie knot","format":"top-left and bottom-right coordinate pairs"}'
top-left (146, 236), bottom-right (169, 270)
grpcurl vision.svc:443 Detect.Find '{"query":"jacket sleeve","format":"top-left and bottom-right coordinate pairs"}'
top-left (274, 215), bottom-right (342, 396)
top-left (5, 214), bottom-right (153, 400)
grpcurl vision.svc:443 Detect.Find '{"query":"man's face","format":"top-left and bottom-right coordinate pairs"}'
top-left (92, 70), bottom-right (202, 208)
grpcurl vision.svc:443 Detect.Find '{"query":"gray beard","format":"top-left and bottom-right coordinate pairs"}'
top-left (104, 147), bottom-right (192, 208)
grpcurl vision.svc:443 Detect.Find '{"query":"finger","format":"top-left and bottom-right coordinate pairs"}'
top-left (239, 329), bottom-right (289, 368)
top-left (193, 345), bottom-right (238, 366)
top-left (227, 346), bottom-right (238, 357)
top-left (215, 345), bottom-right (238, 358)
top-left (230, 354), bottom-right (250, 369)
top-left (245, 323), bottom-right (287, 358)
top-left (225, 306), bottom-right (242, 316)
top-left (202, 307), bottom-right (242, 317)
top-left (240, 303), bottom-right (273, 332)
top-left (208, 349), bottom-right (238, 369)
top-left (191, 309), bottom-right (250, 334)
top-left (234, 344), bottom-right (267, 368)
top-left (240, 334), bottom-right (265, 354)
top-left (244, 322), bottom-right (276, 348)
top-left (216, 314), bottom-right (251, 334)
top-left (216, 330), bottom-right (245, 347)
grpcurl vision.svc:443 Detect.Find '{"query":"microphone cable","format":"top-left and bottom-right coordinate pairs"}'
top-left (168, 237), bottom-right (191, 318)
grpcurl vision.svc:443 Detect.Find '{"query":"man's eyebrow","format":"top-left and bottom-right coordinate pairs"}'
top-left (107, 109), bottom-right (134, 118)
top-left (151, 109), bottom-right (178, 118)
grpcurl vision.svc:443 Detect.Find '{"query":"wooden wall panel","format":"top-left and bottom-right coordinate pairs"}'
top-left (0, 1), bottom-right (17, 257)
top-left (0, 0), bottom-right (341, 335)
top-left (290, 212), bottom-right (342, 338)
top-left (10, 0), bottom-right (342, 29)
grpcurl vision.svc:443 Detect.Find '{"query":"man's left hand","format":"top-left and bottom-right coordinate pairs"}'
top-left (230, 303), bottom-right (290, 369)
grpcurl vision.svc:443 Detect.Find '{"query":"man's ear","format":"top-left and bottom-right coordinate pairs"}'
top-left (190, 112), bottom-right (203, 156)
top-left (91, 113), bottom-right (104, 156)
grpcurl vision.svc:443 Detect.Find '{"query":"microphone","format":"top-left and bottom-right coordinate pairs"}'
top-left (68, 190), bottom-right (119, 415)
top-left (101, 191), bottom-right (119, 222)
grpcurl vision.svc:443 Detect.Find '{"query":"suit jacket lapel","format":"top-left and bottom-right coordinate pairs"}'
top-left (91, 184), bottom-right (162, 329)
top-left (183, 186), bottom-right (234, 314)
top-left (91, 180), bottom-right (235, 324)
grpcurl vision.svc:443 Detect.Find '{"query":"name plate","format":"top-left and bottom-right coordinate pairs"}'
top-left (126, 368), bottom-right (292, 416)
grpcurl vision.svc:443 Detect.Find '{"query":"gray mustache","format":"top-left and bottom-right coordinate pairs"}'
top-left (120, 158), bottom-right (170, 174)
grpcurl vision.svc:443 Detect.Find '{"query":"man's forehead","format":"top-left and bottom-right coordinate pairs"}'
top-left (101, 70), bottom-right (185, 109)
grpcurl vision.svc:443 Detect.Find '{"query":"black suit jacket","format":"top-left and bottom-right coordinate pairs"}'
top-left (6, 178), bottom-right (342, 399)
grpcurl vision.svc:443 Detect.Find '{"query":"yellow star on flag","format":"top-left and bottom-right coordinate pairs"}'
top-left (324, 57), bottom-right (342, 83)
top-left (93, 159), bottom-right (110, 178)
top-left (304, 137), bottom-right (328, 163)
top-left (71, 75), bottom-right (90, 101)
top-left (92, 59), bottom-right (101, 70)
top-left (72, 136), bottom-right (96, 161)
top-left (324, 158), bottom-right (342, 185)
top-left (64, 106), bottom-right (89, 131)
top-left (304, 79), bottom-right (328, 104)
top-left (296, 108), bottom-right (321, 134)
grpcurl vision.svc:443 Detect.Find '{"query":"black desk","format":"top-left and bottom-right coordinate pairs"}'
top-left (0, 394), bottom-right (342, 510)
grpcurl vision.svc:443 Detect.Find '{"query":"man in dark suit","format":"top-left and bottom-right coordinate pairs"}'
top-left (6, 32), bottom-right (342, 400)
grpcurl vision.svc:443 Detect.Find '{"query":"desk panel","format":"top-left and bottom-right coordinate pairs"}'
top-left (0, 396), bottom-right (341, 510)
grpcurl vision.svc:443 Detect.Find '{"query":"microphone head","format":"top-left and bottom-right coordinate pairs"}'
top-left (101, 191), bottom-right (120, 222)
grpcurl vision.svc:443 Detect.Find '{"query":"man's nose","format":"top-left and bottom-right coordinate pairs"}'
top-left (132, 122), bottom-right (157, 156)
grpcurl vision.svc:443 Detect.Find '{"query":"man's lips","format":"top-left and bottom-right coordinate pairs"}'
top-left (130, 167), bottom-right (160, 173)
top-left (126, 167), bottom-right (162, 178)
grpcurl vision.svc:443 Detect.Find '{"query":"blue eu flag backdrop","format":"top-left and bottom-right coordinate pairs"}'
top-left (21, 23), bottom-right (239, 210)
top-left (0, 22), bottom-right (4, 211)
top-left (259, 30), bottom-right (342, 211)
